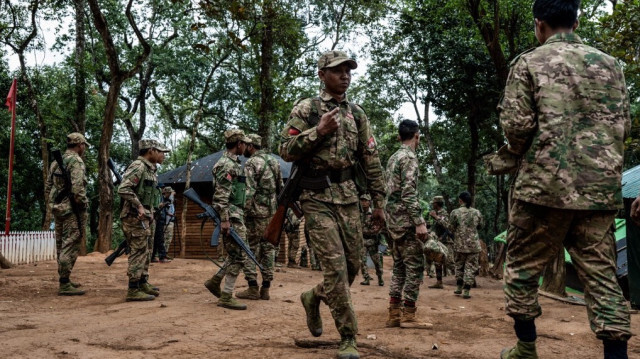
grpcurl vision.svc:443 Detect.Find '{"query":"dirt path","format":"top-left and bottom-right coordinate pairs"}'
top-left (1, 254), bottom-right (638, 358)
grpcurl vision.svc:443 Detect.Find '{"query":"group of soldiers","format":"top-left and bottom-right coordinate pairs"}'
top-left (43, 1), bottom-right (634, 358)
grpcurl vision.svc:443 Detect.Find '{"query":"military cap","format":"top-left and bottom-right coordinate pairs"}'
top-left (431, 196), bottom-right (444, 204)
top-left (359, 193), bottom-right (371, 201)
top-left (224, 129), bottom-right (250, 144)
top-left (246, 134), bottom-right (262, 146)
top-left (317, 50), bottom-right (357, 70)
top-left (139, 139), bottom-right (170, 152)
top-left (67, 132), bottom-right (90, 147)
top-left (162, 186), bottom-right (174, 194)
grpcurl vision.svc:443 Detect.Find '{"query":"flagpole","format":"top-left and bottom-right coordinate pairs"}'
top-left (5, 78), bottom-right (17, 235)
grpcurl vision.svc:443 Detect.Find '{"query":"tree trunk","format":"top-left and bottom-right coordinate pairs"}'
top-left (466, 107), bottom-right (480, 201)
top-left (0, 252), bottom-right (12, 269)
top-left (74, 0), bottom-right (87, 133)
top-left (490, 242), bottom-right (505, 279)
top-left (540, 248), bottom-right (567, 296)
top-left (257, 0), bottom-right (275, 149)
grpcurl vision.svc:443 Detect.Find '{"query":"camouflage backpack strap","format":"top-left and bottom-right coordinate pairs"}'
top-left (348, 103), bottom-right (365, 129)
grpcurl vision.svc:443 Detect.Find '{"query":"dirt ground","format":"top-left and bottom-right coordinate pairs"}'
top-left (1, 254), bottom-right (638, 359)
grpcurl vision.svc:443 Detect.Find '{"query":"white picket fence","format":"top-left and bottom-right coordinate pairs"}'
top-left (0, 231), bottom-right (56, 265)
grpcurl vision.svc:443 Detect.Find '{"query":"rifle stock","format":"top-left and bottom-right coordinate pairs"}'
top-left (262, 162), bottom-right (306, 245)
top-left (264, 204), bottom-right (286, 246)
top-left (105, 240), bottom-right (129, 266)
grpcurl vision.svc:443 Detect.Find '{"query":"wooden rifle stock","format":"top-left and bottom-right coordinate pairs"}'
top-left (264, 204), bottom-right (287, 246)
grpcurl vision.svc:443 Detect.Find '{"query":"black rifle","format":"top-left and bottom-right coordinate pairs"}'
top-left (183, 188), bottom-right (264, 271)
top-left (52, 149), bottom-right (84, 240)
top-left (108, 158), bottom-right (123, 186)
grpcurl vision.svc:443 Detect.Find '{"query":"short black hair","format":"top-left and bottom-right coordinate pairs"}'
top-left (139, 148), bottom-right (150, 156)
top-left (459, 191), bottom-right (472, 208)
top-left (398, 119), bottom-right (419, 141)
top-left (67, 143), bottom-right (78, 149)
top-left (251, 143), bottom-right (262, 150)
top-left (533, 0), bottom-right (581, 29)
top-left (226, 141), bottom-right (239, 150)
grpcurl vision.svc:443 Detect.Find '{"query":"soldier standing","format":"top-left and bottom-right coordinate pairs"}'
top-left (280, 50), bottom-right (386, 359)
top-left (359, 193), bottom-right (384, 286)
top-left (203, 129), bottom-right (250, 310)
top-left (449, 191), bottom-right (483, 299)
top-left (427, 196), bottom-right (452, 289)
top-left (499, 1), bottom-right (631, 358)
top-left (385, 120), bottom-right (431, 329)
top-left (285, 207), bottom-right (302, 268)
top-left (118, 139), bottom-right (170, 302)
top-left (45, 133), bottom-right (90, 296)
top-left (236, 133), bottom-right (283, 301)
top-left (151, 186), bottom-right (174, 263)
top-left (161, 187), bottom-right (176, 259)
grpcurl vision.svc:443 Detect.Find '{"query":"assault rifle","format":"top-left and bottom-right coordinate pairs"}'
top-left (183, 188), bottom-right (264, 271)
top-left (262, 163), bottom-right (306, 246)
top-left (52, 149), bottom-right (84, 241)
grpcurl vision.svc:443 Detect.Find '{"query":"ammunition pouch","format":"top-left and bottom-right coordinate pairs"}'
top-left (230, 176), bottom-right (247, 206)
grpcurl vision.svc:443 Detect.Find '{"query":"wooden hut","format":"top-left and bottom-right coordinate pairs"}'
top-left (158, 151), bottom-right (293, 261)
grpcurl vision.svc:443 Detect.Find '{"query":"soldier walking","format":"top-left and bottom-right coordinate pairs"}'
top-left (280, 50), bottom-right (386, 359)
top-left (358, 193), bottom-right (384, 286)
top-left (427, 196), bottom-right (452, 289)
top-left (45, 133), bottom-right (90, 296)
top-left (449, 191), bottom-right (483, 299)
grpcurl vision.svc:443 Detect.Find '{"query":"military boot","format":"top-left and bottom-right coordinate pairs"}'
top-left (204, 275), bottom-right (222, 298)
top-left (235, 286), bottom-right (260, 300)
top-left (462, 284), bottom-right (471, 299)
top-left (337, 336), bottom-right (359, 359)
top-left (70, 281), bottom-right (82, 288)
top-left (400, 307), bottom-right (433, 329)
top-left (140, 282), bottom-right (160, 297)
top-left (217, 292), bottom-right (247, 310)
top-left (58, 282), bottom-right (86, 296)
top-left (300, 289), bottom-right (323, 337)
top-left (428, 280), bottom-right (443, 289)
top-left (360, 277), bottom-right (370, 286)
top-left (500, 340), bottom-right (538, 359)
top-left (126, 288), bottom-right (155, 302)
top-left (260, 287), bottom-right (270, 300)
top-left (378, 276), bottom-right (384, 287)
top-left (385, 303), bottom-right (402, 328)
top-left (454, 280), bottom-right (463, 295)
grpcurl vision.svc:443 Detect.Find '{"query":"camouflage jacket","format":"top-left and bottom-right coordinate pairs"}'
top-left (118, 156), bottom-right (159, 219)
top-left (245, 150), bottom-right (283, 218)
top-left (212, 151), bottom-right (245, 222)
top-left (360, 207), bottom-right (381, 239)
top-left (499, 33), bottom-right (630, 210)
top-left (385, 144), bottom-right (425, 237)
top-left (450, 206), bottom-right (484, 253)
top-left (45, 150), bottom-right (88, 217)
top-left (430, 208), bottom-right (451, 243)
top-left (279, 89), bottom-right (386, 208)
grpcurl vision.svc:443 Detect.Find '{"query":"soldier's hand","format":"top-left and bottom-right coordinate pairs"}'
top-left (137, 205), bottom-right (146, 220)
top-left (372, 208), bottom-right (385, 228)
top-left (416, 223), bottom-right (428, 241)
top-left (631, 195), bottom-right (640, 225)
top-left (220, 220), bottom-right (231, 236)
top-left (428, 210), bottom-right (437, 219)
top-left (316, 108), bottom-right (340, 136)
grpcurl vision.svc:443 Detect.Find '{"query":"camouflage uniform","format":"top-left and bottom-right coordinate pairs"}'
top-left (386, 144), bottom-right (426, 303)
top-left (45, 133), bottom-right (89, 286)
top-left (280, 82), bottom-right (386, 338)
top-left (449, 206), bottom-right (484, 286)
top-left (430, 203), bottom-right (454, 279)
top-left (243, 134), bottom-right (284, 284)
top-left (360, 205), bottom-right (383, 282)
top-left (285, 208), bottom-right (302, 264)
top-left (500, 32), bottom-right (631, 341)
top-left (118, 142), bottom-right (166, 286)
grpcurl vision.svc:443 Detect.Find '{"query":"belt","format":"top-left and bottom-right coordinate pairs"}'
top-left (306, 166), bottom-right (354, 183)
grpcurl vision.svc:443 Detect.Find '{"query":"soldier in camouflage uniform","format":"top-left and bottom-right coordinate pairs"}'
top-left (285, 207), bottom-right (302, 268)
top-left (449, 192), bottom-right (483, 299)
top-left (498, 1), bottom-right (631, 358)
top-left (385, 120), bottom-right (431, 330)
top-left (236, 133), bottom-right (283, 301)
top-left (161, 187), bottom-right (176, 258)
top-left (45, 133), bottom-right (90, 296)
top-left (280, 50), bottom-right (386, 359)
top-left (203, 129), bottom-right (251, 310)
top-left (359, 193), bottom-right (384, 286)
top-left (118, 139), bottom-right (170, 302)
top-left (427, 196), bottom-right (453, 289)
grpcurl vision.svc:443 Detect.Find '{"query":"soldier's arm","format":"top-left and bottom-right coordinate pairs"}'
top-left (244, 159), bottom-right (258, 211)
top-left (69, 157), bottom-right (89, 208)
top-left (212, 165), bottom-right (233, 222)
top-left (399, 156), bottom-right (425, 227)
top-left (434, 210), bottom-right (450, 231)
top-left (279, 100), bottom-right (321, 162)
top-left (477, 211), bottom-right (485, 230)
top-left (355, 107), bottom-right (386, 209)
top-left (44, 162), bottom-right (56, 203)
top-left (499, 57), bottom-right (536, 156)
top-left (118, 162), bottom-right (144, 208)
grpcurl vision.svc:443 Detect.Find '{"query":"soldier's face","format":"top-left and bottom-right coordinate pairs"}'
top-left (319, 63), bottom-right (351, 95)
top-left (360, 199), bottom-right (370, 210)
top-left (153, 149), bottom-right (166, 164)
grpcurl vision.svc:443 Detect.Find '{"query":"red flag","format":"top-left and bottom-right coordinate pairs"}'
top-left (6, 78), bottom-right (16, 113)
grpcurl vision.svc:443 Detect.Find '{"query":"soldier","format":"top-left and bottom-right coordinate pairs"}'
top-left (161, 187), bottom-right (176, 259)
top-left (285, 207), bottom-right (302, 268)
top-left (427, 195), bottom-right (452, 289)
top-left (236, 133), bottom-right (283, 301)
top-left (151, 186), bottom-right (174, 263)
top-left (45, 133), bottom-right (90, 296)
top-left (385, 120), bottom-right (431, 330)
top-left (280, 50), bottom-right (386, 359)
top-left (203, 129), bottom-right (250, 310)
top-left (359, 193), bottom-right (384, 286)
top-left (118, 139), bottom-right (170, 302)
top-left (499, 1), bottom-right (631, 358)
top-left (449, 191), bottom-right (483, 299)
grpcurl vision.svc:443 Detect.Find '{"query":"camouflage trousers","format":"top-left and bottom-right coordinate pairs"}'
top-left (163, 222), bottom-right (175, 255)
top-left (454, 251), bottom-right (479, 286)
top-left (434, 241), bottom-right (455, 278)
top-left (287, 228), bottom-right (301, 263)
top-left (123, 216), bottom-right (153, 283)
top-left (389, 228), bottom-right (424, 303)
top-left (243, 216), bottom-right (275, 282)
top-left (215, 217), bottom-right (247, 278)
top-left (505, 200), bottom-right (631, 341)
top-left (54, 213), bottom-right (82, 280)
top-left (360, 238), bottom-right (383, 279)
top-left (303, 198), bottom-right (361, 337)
